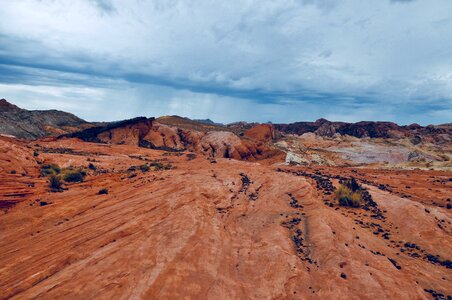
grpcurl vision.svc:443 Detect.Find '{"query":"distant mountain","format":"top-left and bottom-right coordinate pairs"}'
top-left (274, 118), bottom-right (451, 143)
top-left (0, 99), bottom-right (93, 139)
top-left (156, 115), bottom-right (228, 132)
top-left (2, 99), bottom-right (450, 145)
top-left (193, 118), bottom-right (224, 126)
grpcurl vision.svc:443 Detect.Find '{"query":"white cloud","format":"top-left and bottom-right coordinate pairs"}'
top-left (0, 0), bottom-right (451, 124)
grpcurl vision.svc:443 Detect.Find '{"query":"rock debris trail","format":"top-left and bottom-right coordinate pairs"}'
top-left (0, 138), bottom-right (450, 299)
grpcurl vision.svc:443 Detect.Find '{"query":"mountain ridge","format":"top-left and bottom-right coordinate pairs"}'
top-left (0, 99), bottom-right (93, 139)
top-left (1, 99), bottom-right (450, 145)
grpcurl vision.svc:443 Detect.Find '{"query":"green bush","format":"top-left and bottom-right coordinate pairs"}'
top-left (49, 175), bottom-right (63, 192)
top-left (63, 170), bottom-right (85, 183)
top-left (149, 161), bottom-right (173, 170)
top-left (40, 164), bottom-right (61, 177)
top-left (129, 161), bottom-right (173, 173)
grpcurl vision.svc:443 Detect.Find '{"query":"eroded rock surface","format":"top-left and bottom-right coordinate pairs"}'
top-left (67, 118), bottom-right (280, 161)
top-left (0, 137), bottom-right (451, 299)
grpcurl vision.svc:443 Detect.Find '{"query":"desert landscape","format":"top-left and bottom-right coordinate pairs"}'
top-left (1, 1), bottom-right (452, 299)
top-left (1, 99), bottom-right (451, 299)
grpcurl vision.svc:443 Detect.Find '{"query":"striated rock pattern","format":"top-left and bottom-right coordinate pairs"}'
top-left (0, 137), bottom-right (450, 299)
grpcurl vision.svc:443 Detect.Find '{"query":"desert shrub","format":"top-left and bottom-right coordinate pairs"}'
top-left (10, 170), bottom-right (16, 174)
top-left (98, 188), bottom-right (109, 195)
top-left (140, 164), bottom-right (150, 172)
top-left (128, 161), bottom-right (173, 173)
top-left (149, 161), bottom-right (173, 170)
top-left (335, 185), bottom-right (363, 208)
top-left (40, 164), bottom-right (61, 177)
top-left (88, 163), bottom-right (97, 171)
top-left (149, 162), bottom-right (164, 169)
top-left (33, 151), bottom-right (39, 157)
top-left (128, 166), bottom-right (138, 172)
top-left (348, 178), bottom-right (360, 192)
top-left (62, 169), bottom-right (85, 183)
top-left (49, 175), bottom-right (63, 192)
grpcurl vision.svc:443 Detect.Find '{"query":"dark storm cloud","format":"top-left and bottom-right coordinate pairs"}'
top-left (0, 0), bottom-right (451, 124)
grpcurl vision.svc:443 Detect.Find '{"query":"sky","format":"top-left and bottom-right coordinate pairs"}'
top-left (0, 0), bottom-right (451, 125)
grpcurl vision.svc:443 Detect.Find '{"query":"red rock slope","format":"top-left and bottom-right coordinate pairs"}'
top-left (67, 117), bottom-right (281, 161)
top-left (0, 137), bottom-right (450, 299)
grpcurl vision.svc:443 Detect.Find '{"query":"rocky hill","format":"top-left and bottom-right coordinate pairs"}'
top-left (66, 116), bottom-right (281, 161)
top-left (275, 118), bottom-right (452, 144)
top-left (1, 99), bottom-right (450, 169)
top-left (157, 115), bottom-right (229, 132)
top-left (0, 99), bottom-right (93, 139)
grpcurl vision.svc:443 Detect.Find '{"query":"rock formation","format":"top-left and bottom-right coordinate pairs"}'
top-left (66, 117), bottom-right (280, 161)
top-left (275, 118), bottom-right (452, 143)
top-left (0, 136), bottom-right (450, 299)
top-left (0, 99), bottom-right (92, 139)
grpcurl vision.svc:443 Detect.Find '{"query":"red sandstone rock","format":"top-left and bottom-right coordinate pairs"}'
top-left (0, 137), bottom-right (451, 299)
top-left (244, 124), bottom-right (276, 142)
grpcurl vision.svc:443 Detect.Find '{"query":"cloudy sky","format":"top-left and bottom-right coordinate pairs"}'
top-left (1, 0), bottom-right (451, 124)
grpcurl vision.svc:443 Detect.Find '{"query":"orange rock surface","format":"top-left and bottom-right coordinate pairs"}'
top-left (244, 124), bottom-right (276, 142)
top-left (78, 119), bottom-right (281, 161)
top-left (0, 137), bottom-right (451, 299)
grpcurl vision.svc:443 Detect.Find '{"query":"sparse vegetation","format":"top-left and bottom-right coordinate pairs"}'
top-left (62, 169), bottom-right (86, 183)
top-left (10, 170), bottom-right (16, 174)
top-left (149, 161), bottom-right (173, 170)
top-left (41, 164), bottom-right (86, 183)
top-left (128, 161), bottom-right (173, 174)
top-left (88, 163), bottom-right (97, 171)
top-left (40, 164), bottom-right (61, 177)
top-left (98, 188), bottom-right (109, 195)
top-left (140, 164), bottom-right (150, 172)
top-left (163, 152), bottom-right (184, 157)
top-left (127, 166), bottom-right (138, 172)
top-left (335, 179), bottom-right (363, 208)
top-left (49, 175), bottom-right (63, 192)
